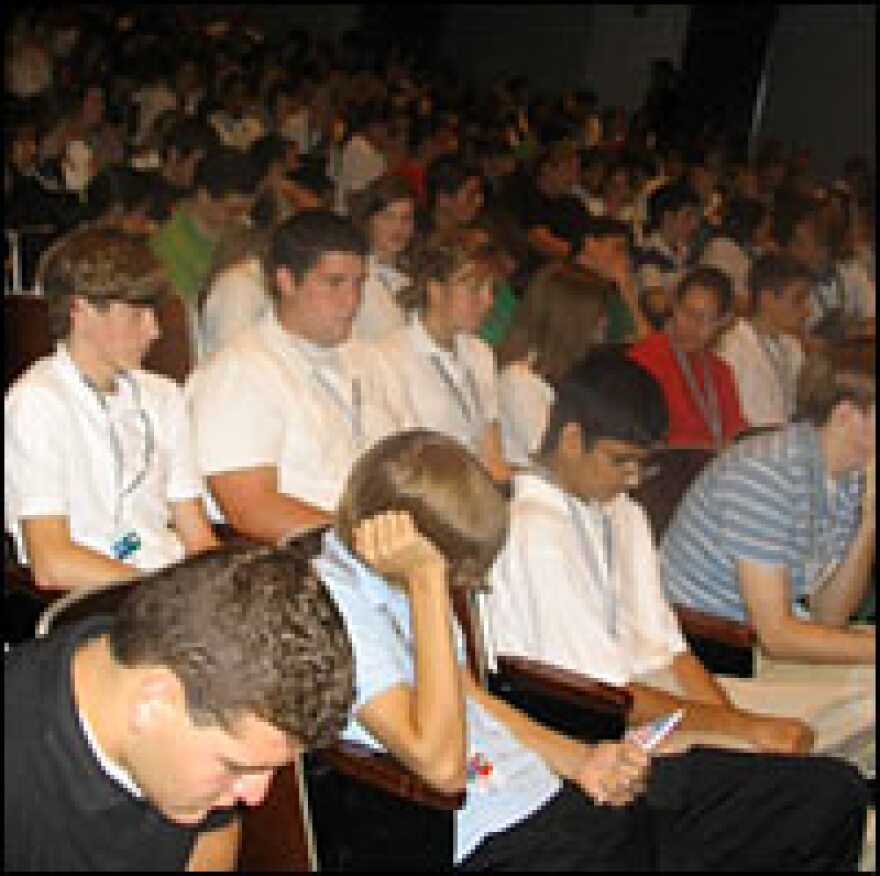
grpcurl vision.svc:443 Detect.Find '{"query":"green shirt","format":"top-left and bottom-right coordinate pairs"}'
top-left (148, 208), bottom-right (216, 308)
top-left (479, 281), bottom-right (520, 347)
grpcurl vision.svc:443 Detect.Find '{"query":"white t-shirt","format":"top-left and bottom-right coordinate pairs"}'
top-left (379, 315), bottom-right (500, 456)
top-left (716, 319), bottom-right (804, 427)
top-left (700, 236), bottom-right (752, 307)
top-left (187, 311), bottom-right (415, 512)
top-left (485, 472), bottom-right (688, 686)
top-left (4, 346), bottom-right (204, 571)
top-left (198, 256), bottom-right (270, 360)
top-left (498, 360), bottom-right (555, 467)
top-left (350, 256), bottom-right (408, 342)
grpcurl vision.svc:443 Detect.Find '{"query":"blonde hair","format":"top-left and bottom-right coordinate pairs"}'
top-left (336, 430), bottom-right (509, 588)
top-left (497, 261), bottom-right (612, 385)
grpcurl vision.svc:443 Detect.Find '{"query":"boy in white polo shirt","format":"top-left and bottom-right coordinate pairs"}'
top-left (4, 225), bottom-right (219, 592)
top-left (187, 210), bottom-right (415, 545)
top-left (485, 352), bottom-right (873, 778)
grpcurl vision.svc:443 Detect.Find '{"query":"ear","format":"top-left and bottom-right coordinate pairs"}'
top-left (558, 421), bottom-right (585, 461)
top-left (129, 668), bottom-right (184, 734)
top-left (274, 265), bottom-right (296, 300)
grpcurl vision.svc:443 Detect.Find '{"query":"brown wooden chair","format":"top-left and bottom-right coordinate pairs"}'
top-left (629, 446), bottom-right (758, 677)
top-left (4, 295), bottom-right (52, 390)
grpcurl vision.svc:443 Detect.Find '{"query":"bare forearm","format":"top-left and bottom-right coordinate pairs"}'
top-left (214, 489), bottom-right (332, 546)
top-left (668, 651), bottom-right (731, 706)
top-left (409, 572), bottom-right (467, 780)
top-left (756, 613), bottom-right (875, 664)
top-left (30, 543), bottom-right (140, 591)
top-left (810, 519), bottom-right (875, 625)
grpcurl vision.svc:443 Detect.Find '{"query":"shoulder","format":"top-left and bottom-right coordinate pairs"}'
top-left (5, 356), bottom-right (77, 418)
top-left (627, 330), bottom-right (669, 363)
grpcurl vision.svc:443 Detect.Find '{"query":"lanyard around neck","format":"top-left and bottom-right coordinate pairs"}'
top-left (430, 350), bottom-right (482, 429)
top-left (311, 368), bottom-right (363, 445)
top-left (79, 370), bottom-right (155, 526)
top-left (756, 333), bottom-right (795, 419)
top-left (531, 469), bottom-right (618, 639)
top-left (671, 342), bottom-right (722, 447)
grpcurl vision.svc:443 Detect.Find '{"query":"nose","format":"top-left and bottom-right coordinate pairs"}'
top-left (233, 771), bottom-right (275, 808)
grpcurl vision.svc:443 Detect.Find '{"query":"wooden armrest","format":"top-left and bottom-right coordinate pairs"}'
top-left (674, 604), bottom-right (757, 649)
top-left (315, 740), bottom-right (464, 811)
top-left (494, 654), bottom-right (632, 715)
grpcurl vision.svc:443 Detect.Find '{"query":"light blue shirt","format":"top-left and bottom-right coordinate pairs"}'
top-left (661, 422), bottom-right (865, 622)
top-left (314, 530), bottom-right (561, 864)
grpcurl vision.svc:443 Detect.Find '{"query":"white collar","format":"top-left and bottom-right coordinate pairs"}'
top-left (407, 313), bottom-right (463, 366)
top-left (77, 707), bottom-right (144, 800)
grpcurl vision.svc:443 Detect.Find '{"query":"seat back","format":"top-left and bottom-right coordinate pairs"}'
top-left (4, 295), bottom-right (52, 390)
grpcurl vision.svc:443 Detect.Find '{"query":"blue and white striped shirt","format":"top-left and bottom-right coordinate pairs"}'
top-left (660, 423), bottom-right (865, 622)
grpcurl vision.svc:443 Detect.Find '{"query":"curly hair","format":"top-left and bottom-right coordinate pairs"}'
top-left (109, 542), bottom-right (354, 748)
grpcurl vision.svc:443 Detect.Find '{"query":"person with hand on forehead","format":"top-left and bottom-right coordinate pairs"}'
top-left (314, 428), bottom-right (868, 871)
top-left (627, 265), bottom-right (748, 449)
top-left (4, 225), bottom-right (219, 592)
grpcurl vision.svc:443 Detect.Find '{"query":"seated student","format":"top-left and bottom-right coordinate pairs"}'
top-left (422, 155), bottom-right (485, 235)
top-left (634, 179), bottom-right (702, 321)
top-left (627, 266), bottom-right (749, 449)
top-left (4, 226), bottom-right (219, 591)
top-left (699, 196), bottom-right (776, 315)
top-left (661, 357), bottom-right (875, 771)
top-left (716, 253), bottom-right (813, 428)
top-left (379, 233), bottom-right (511, 481)
top-left (5, 542), bottom-right (354, 871)
top-left (495, 261), bottom-right (611, 467)
top-left (347, 174), bottom-right (417, 342)
top-left (576, 215), bottom-right (652, 343)
top-left (486, 353), bottom-right (875, 774)
top-left (314, 429), bottom-right (868, 871)
top-left (187, 210), bottom-right (414, 545)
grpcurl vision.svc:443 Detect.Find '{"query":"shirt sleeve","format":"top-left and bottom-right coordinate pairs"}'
top-left (156, 380), bottom-right (205, 504)
top-left (4, 383), bottom-right (71, 522)
top-left (186, 351), bottom-right (286, 476)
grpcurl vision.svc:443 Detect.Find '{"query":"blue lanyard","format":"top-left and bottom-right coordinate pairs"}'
top-left (430, 352), bottom-right (483, 430)
top-left (312, 369), bottom-right (364, 445)
top-left (530, 470), bottom-right (618, 639)
top-left (671, 343), bottom-right (722, 447)
top-left (79, 370), bottom-right (155, 527)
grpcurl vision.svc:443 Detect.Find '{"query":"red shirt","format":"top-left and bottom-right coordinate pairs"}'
top-left (627, 330), bottom-right (749, 448)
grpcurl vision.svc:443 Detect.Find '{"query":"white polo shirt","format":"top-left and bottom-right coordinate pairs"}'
top-left (187, 311), bottom-right (415, 513)
top-left (4, 346), bottom-right (204, 571)
top-left (350, 256), bottom-right (408, 342)
top-left (198, 256), bottom-right (269, 360)
top-left (379, 315), bottom-right (500, 456)
top-left (498, 360), bottom-right (555, 467)
top-left (716, 318), bottom-right (804, 427)
top-left (485, 472), bottom-right (687, 686)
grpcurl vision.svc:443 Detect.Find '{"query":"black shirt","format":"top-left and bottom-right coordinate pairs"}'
top-left (4, 617), bottom-right (233, 871)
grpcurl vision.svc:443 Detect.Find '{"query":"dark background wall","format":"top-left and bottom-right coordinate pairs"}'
top-left (756, 4), bottom-right (875, 180)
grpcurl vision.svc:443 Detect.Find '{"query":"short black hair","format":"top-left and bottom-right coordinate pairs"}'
top-left (269, 209), bottom-right (367, 295)
top-left (772, 191), bottom-right (821, 248)
top-left (581, 215), bottom-right (633, 248)
top-left (648, 179), bottom-right (700, 230)
top-left (195, 147), bottom-right (262, 198)
top-left (425, 156), bottom-right (482, 212)
top-left (539, 350), bottom-right (668, 455)
top-left (747, 252), bottom-right (814, 313)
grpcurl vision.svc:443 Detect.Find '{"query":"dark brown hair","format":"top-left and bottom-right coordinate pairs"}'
top-left (795, 354), bottom-right (875, 426)
top-left (110, 542), bottom-right (354, 748)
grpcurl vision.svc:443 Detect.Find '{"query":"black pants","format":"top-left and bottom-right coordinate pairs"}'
top-left (458, 747), bottom-right (869, 871)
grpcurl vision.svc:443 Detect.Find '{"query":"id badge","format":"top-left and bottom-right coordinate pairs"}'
top-left (112, 530), bottom-right (142, 561)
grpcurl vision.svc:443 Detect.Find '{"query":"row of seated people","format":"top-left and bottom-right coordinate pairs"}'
top-left (4, 213), bottom-right (875, 869)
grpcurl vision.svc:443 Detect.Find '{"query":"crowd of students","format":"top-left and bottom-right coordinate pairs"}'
top-left (4, 6), bottom-right (876, 871)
